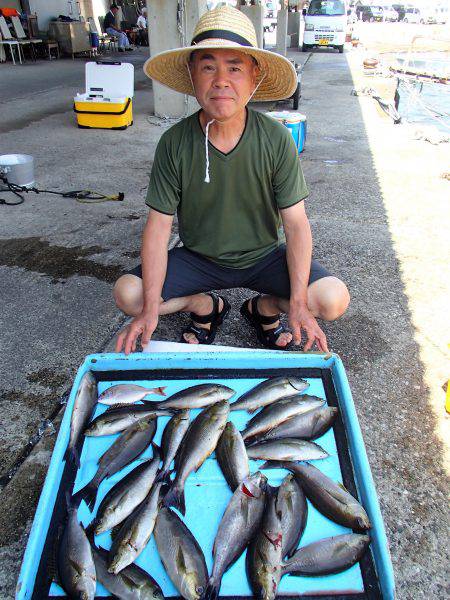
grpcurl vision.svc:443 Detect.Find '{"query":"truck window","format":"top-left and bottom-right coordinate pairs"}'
top-left (307, 0), bottom-right (346, 16)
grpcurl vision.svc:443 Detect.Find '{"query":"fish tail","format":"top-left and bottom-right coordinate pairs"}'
top-left (163, 482), bottom-right (186, 516)
top-left (203, 579), bottom-right (220, 600)
top-left (63, 444), bottom-right (80, 468)
top-left (74, 479), bottom-right (99, 511)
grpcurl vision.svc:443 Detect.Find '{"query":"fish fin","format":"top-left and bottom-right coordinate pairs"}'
top-left (163, 482), bottom-right (186, 516)
top-left (63, 445), bottom-right (80, 469)
top-left (85, 522), bottom-right (96, 543)
top-left (175, 545), bottom-right (187, 571)
top-left (204, 580), bottom-right (220, 600)
top-left (111, 521), bottom-right (124, 540)
top-left (47, 523), bottom-right (64, 585)
top-left (154, 468), bottom-right (170, 484)
top-left (74, 479), bottom-right (99, 512)
top-left (337, 482), bottom-right (349, 493)
top-left (154, 386), bottom-right (167, 397)
top-left (260, 460), bottom-right (284, 471)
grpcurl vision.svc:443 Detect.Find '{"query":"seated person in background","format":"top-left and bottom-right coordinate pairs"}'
top-left (104, 3), bottom-right (133, 52)
top-left (136, 7), bottom-right (148, 46)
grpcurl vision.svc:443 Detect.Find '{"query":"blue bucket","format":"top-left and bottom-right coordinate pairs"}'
top-left (267, 111), bottom-right (307, 154)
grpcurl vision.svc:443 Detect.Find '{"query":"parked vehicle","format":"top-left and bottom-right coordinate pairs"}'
top-left (302, 0), bottom-right (347, 54)
top-left (356, 5), bottom-right (383, 21)
top-left (380, 5), bottom-right (399, 21)
top-left (403, 7), bottom-right (423, 23)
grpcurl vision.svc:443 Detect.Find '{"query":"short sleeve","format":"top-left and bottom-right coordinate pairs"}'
top-left (145, 131), bottom-right (181, 215)
top-left (272, 128), bottom-right (308, 209)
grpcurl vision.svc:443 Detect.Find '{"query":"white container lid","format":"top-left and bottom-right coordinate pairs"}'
top-left (85, 61), bottom-right (134, 98)
top-left (267, 111), bottom-right (306, 123)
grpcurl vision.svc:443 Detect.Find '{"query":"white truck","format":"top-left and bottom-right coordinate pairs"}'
top-left (302, 0), bottom-right (347, 54)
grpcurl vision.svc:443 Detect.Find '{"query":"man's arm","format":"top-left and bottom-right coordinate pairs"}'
top-left (115, 208), bottom-right (174, 354)
top-left (281, 201), bottom-right (328, 352)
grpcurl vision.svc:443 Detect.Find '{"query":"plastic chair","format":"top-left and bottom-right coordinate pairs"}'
top-left (0, 16), bottom-right (22, 64)
top-left (98, 16), bottom-right (118, 52)
top-left (11, 15), bottom-right (42, 59)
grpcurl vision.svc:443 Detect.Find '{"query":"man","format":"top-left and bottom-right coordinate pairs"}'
top-left (136, 7), bottom-right (148, 46)
top-left (103, 4), bottom-right (133, 52)
top-left (114, 6), bottom-right (349, 354)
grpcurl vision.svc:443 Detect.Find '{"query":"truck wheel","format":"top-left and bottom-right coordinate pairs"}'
top-left (337, 44), bottom-right (344, 53)
top-left (302, 43), bottom-right (310, 52)
top-left (292, 84), bottom-right (300, 110)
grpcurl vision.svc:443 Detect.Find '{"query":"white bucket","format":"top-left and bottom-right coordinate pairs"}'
top-left (0, 154), bottom-right (35, 188)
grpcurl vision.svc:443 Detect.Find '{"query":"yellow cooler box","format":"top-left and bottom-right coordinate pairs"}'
top-left (74, 61), bottom-right (134, 130)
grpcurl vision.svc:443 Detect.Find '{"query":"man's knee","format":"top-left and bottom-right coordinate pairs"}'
top-left (308, 277), bottom-right (350, 321)
top-left (113, 274), bottom-right (143, 315)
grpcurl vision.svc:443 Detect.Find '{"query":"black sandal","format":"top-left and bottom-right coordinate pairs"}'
top-left (181, 292), bottom-right (231, 345)
top-left (240, 295), bottom-right (292, 351)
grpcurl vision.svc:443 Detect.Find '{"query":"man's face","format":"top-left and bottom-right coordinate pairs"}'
top-left (189, 49), bottom-right (259, 122)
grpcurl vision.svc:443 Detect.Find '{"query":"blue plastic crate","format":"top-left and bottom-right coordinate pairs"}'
top-left (16, 351), bottom-right (395, 599)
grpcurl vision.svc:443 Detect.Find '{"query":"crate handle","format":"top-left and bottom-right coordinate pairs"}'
top-left (95, 60), bottom-right (121, 66)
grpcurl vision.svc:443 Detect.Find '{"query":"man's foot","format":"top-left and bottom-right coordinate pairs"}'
top-left (241, 296), bottom-right (293, 349)
top-left (118, 48), bottom-right (125, 52)
top-left (181, 293), bottom-right (230, 345)
top-left (126, 47), bottom-right (134, 51)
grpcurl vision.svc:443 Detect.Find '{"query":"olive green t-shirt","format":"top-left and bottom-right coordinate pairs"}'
top-left (146, 108), bottom-right (308, 269)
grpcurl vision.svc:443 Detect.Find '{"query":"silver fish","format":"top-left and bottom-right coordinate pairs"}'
top-left (241, 395), bottom-right (326, 442)
top-left (94, 448), bottom-right (161, 534)
top-left (98, 383), bottom-right (167, 405)
top-left (205, 472), bottom-right (267, 600)
top-left (246, 487), bottom-right (283, 600)
top-left (163, 401), bottom-right (230, 515)
top-left (246, 439), bottom-right (328, 462)
top-left (58, 494), bottom-right (96, 599)
top-left (85, 406), bottom-right (172, 437)
top-left (251, 406), bottom-right (338, 443)
top-left (154, 507), bottom-right (208, 600)
top-left (262, 461), bottom-right (371, 530)
top-left (65, 371), bottom-right (97, 467)
top-left (92, 544), bottom-right (164, 600)
top-left (215, 421), bottom-right (249, 491)
top-left (76, 419), bottom-right (157, 511)
top-left (230, 376), bottom-right (309, 412)
top-left (152, 383), bottom-right (235, 410)
top-left (109, 482), bottom-right (163, 574)
top-left (277, 474), bottom-right (308, 559)
top-left (155, 410), bottom-right (190, 483)
top-left (282, 533), bottom-right (370, 576)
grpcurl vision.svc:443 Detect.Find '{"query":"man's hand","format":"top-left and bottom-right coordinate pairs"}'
top-left (289, 301), bottom-right (329, 352)
top-left (115, 311), bottom-right (159, 355)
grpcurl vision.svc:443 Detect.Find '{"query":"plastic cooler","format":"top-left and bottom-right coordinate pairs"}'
top-left (267, 111), bottom-right (307, 153)
top-left (73, 61), bottom-right (134, 130)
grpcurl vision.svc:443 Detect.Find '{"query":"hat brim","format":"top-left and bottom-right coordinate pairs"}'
top-left (143, 43), bottom-right (298, 102)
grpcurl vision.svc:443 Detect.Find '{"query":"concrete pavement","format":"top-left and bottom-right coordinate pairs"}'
top-left (0, 42), bottom-right (449, 598)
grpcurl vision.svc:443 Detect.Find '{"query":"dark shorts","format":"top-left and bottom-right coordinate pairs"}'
top-left (127, 245), bottom-right (331, 301)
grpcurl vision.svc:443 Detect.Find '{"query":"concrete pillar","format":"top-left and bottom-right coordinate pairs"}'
top-left (276, 9), bottom-right (288, 56)
top-left (239, 5), bottom-right (264, 49)
top-left (148, 0), bottom-right (207, 118)
top-left (287, 11), bottom-right (301, 47)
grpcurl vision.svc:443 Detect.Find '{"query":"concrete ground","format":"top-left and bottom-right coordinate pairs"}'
top-left (0, 34), bottom-right (449, 599)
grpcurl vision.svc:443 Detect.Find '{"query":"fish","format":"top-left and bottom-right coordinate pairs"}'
top-left (85, 405), bottom-right (172, 437)
top-left (277, 474), bottom-right (308, 559)
top-left (98, 383), bottom-right (167, 405)
top-left (246, 487), bottom-right (283, 600)
top-left (261, 461), bottom-right (371, 530)
top-left (94, 448), bottom-right (161, 535)
top-left (151, 383), bottom-right (235, 410)
top-left (215, 421), bottom-right (249, 491)
top-left (163, 401), bottom-right (230, 515)
top-left (64, 370), bottom-right (97, 467)
top-left (154, 507), bottom-right (208, 600)
top-left (246, 439), bottom-right (328, 462)
top-left (75, 419), bottom-right (157, 511)
top-left (282, 533), bottom-right (370, 576)
top-left (58, 493), bottom-right (96, 599)
top-left (92, 544), bottom-right (164, 600)
top-left (241, 395), bottom-right (326, 442)
top-left (230, 376), bottom-right (309, 412)
top-left (249, 406), bottom-right (338, 443)
top-left (205, 472), bottom-right (267, 600)
top-left (155, 410), bottom-right (190, 483)
top-left (109, 482), bottom-right (163, 574)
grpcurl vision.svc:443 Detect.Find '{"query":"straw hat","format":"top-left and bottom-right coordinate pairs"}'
top-left (144, 6), bottom-right (297, 102)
